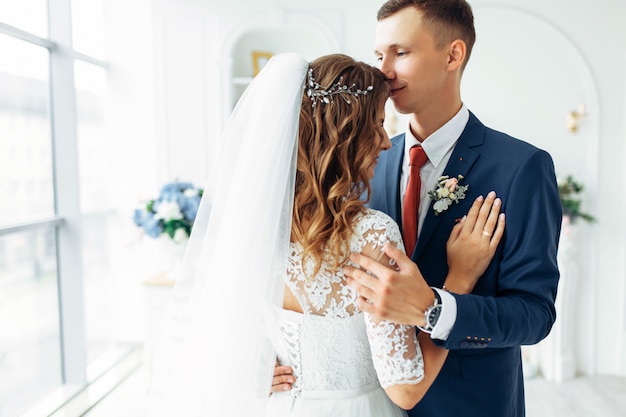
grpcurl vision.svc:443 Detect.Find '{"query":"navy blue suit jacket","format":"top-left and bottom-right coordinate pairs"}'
top-left (369, 112), bottom-right (561, 417)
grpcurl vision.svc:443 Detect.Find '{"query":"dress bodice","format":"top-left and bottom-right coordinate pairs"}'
top-left (276, 209), bottom-right (424, 402)
top-left (277, 309), bottom-right (378, 396)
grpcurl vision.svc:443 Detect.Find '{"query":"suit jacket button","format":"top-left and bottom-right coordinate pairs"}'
top-left (460, 341), bottom-right (469, 348)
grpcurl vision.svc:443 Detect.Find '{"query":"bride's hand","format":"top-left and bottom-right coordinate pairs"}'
top-left (444, 191), bottom-right (505, 294)
top-left (270, 361), bottom-right (295, 394)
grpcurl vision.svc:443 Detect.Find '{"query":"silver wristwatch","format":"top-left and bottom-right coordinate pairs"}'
top-left (417, 289), bottom-right (442, 334)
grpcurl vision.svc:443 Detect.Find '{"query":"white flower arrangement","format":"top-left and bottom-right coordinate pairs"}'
top-left (428, 175), bottom-right (469, 215)
top-left (133, 181), bottom-right (203, 243)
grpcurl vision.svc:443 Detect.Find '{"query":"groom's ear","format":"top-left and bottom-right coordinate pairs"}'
top-left (447, 39), bottom-right (467, 72)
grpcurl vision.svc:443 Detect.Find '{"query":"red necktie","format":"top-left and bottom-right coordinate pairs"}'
top-left (403, 146), bottom-right (428, 256)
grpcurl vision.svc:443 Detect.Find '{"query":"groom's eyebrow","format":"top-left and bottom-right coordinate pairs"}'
top-left (375, 43), bottom-right (404, 54)
top-left (373, 46), bottom-right (389, 56)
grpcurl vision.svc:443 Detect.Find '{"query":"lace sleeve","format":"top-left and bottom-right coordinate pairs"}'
top-left (357, 210), bottom-right (425, 388)
top-left (365, 314), bottom-right (424, 388)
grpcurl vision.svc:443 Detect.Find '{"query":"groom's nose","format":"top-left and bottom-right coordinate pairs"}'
top-left (379, 57), bottom-right (396, 81)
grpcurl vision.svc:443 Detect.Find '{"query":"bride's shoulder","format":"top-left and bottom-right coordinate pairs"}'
top-left (352, 209), bottom-right (403, 249)
top-left (353, 208), bottom-right (400, 233)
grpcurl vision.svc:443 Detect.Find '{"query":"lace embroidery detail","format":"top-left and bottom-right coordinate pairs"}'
top-left (364, 315), bottom-right (425, 388)
top-left (282, 208), bottom-right (424, 393)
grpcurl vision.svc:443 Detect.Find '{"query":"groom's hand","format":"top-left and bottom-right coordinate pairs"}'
top-left (270, 362), bottom-right (295, 394)
top-left (344, 245), bottom-right (433, 327)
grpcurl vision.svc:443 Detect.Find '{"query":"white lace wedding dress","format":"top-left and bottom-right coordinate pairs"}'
top-left (266, 209), bottom-right (424, 417)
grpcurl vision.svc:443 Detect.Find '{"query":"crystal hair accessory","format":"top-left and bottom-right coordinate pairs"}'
top-left (305, 67), bottom-right (373, 108)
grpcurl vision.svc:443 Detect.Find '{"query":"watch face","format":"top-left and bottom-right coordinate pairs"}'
top-left (427, 305), bottom-right (442, 327)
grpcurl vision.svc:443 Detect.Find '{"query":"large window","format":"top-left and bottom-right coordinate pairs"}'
top-left (0, 228), bottom-right (61, 417)
top-left (0, 28), bottom-right (62, 417)
top-left (74, 60), bottom-right (117, 364)
top-left (0, 1), bottom-right (128, 415)
top-left (0, 33), bottom-right (54, 226)
top-left (0, 0), bottom-right (48, 38)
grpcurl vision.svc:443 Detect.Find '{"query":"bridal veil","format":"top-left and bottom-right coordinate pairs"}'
top-left (147, 53), bottom-right (308, 416)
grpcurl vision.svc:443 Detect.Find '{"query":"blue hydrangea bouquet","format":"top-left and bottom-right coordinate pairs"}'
top-left (133, 181), bottom-right (203, 242)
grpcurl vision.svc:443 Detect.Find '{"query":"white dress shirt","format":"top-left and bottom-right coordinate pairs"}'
top-left (399, 104), bottom-right (469, 340)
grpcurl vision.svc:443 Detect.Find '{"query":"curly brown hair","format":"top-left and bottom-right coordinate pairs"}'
top-left (292, 54), bottom-right (390, 278)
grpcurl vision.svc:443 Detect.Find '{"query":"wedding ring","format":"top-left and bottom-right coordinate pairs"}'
top-left (482, 230), bottom-right (492, 237)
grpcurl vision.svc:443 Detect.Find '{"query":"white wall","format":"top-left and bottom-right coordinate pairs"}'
top-left (122, 0), bottom-right (625, 376)
top-left (101, 0), bottom-right (160, 341)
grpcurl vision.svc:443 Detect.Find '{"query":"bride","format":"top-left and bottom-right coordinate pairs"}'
top-left (146, 52), bottom-right (504, 416)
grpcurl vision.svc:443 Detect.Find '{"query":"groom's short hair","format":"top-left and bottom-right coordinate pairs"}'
top-left (377, 0), bottom-right (476, 70)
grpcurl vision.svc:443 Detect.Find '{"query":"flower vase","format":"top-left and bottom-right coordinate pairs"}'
top-left (157, 235), bottom-right (188, 281)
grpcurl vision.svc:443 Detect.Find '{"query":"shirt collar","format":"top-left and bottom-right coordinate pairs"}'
top-left (403, 103), bottom-right (469, 168)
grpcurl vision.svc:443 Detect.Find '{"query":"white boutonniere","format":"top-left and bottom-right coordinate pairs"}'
top-left (428, 175), bottom-right (469, 215)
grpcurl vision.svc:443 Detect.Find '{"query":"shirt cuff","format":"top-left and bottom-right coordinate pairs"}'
top-left (430, 287), bottom-right (456, 340)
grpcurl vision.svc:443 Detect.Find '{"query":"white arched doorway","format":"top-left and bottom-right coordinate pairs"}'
top-left (218, 10), bottom-right (341, 128)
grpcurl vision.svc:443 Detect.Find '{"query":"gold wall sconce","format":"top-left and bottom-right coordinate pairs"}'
top-left (567, 103), bottom-right (586, 133)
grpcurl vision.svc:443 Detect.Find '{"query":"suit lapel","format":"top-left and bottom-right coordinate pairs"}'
top-left (413, 113), bottom-right (485, 258)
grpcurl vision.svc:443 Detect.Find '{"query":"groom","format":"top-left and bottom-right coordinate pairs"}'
top-left (346, 1), bottom-right (561, 416)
